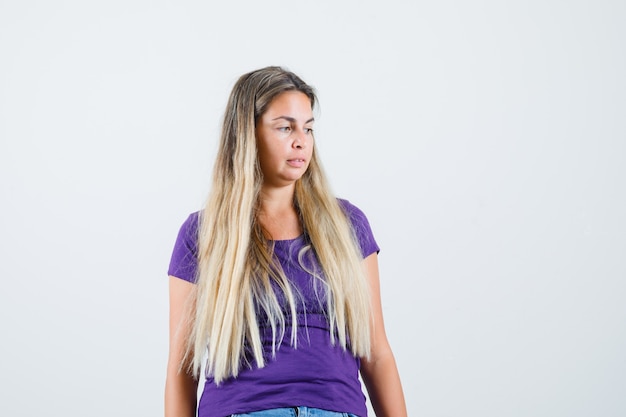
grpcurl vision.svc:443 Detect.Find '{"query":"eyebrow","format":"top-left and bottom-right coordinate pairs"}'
top-left (271, 116), bottom-right (315, 124)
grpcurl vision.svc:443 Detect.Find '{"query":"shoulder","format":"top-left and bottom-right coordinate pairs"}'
top-left (167, 211), bottom-right (202, 283)
top-left (180, 210), bottom-right (201, 236)
top-left (174, 210), bottom-right (201, 250)
top-left (337, 198), bottom-right (370, 227)
top-left (337, 197), bottom-right (364, 215)
top-left (337, 198), bottom-right (380, 257)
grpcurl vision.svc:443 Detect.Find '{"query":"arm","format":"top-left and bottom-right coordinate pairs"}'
top-left (165, 276), bottom-right (199, 417)
top-left (360, 254), bottom-right (408, 417)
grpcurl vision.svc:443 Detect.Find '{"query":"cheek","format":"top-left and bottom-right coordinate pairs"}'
top-left (256, 135), bottom-right (272, 160)
top-left (256, 145), bottom-right (269, 170)
top-left (257, 141), bottom-right (282, 170)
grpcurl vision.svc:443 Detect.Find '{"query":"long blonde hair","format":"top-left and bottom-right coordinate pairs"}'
top-left (185, 66), bottom-right (371, 383)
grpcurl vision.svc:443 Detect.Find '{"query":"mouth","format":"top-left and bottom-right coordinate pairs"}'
top-left (286, 158), bottom-right (306, 167)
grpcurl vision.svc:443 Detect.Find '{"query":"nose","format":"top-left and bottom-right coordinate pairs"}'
top-left (292, 129), bottom-right (307, 149)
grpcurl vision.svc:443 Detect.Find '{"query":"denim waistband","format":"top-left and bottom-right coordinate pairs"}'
top-left (231, 406), bottom-right (359, 417)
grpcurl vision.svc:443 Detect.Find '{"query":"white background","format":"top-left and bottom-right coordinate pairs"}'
top-left (1, 1), bottom-right (625, 416)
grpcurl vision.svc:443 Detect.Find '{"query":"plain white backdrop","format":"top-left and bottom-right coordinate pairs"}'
top-left (1, 0), bottom-right (625, 416)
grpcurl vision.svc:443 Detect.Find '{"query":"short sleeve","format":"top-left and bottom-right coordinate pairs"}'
top-left (168, 212), bottom-right (200, 283)
top-left (338, 199), bottom-right (380, 258)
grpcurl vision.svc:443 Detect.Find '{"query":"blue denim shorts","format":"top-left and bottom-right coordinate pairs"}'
top-left (231, 407), bottom-right (359, 417)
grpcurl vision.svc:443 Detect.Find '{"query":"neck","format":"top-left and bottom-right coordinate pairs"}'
top-left (259, 184), bottom-right (296, 214)
top-left (257, 184), bottom-right (301, 240)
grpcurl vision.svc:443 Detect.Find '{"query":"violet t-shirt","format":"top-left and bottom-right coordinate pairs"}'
top-left (168, 199), bottom-right (379, 417)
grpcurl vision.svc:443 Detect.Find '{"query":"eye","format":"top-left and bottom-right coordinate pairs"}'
top-left (278, 126), bottom-right (291, 132)
top-left (304, 127), bottom-right (314, 134)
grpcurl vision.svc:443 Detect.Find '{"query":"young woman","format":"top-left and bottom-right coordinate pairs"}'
top-left (165, 66), bottom-right (407, 417)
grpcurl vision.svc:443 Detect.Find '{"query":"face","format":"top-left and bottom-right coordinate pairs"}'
top-left (256, 90), bottom-right (315, 188)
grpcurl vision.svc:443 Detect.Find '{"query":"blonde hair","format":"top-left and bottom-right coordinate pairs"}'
top-left (185, 66), bottom-right (371, 383)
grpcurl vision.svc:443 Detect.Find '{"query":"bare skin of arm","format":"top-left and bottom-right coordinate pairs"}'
top-left (165, 276), bottom-right (198, 417)
top-left (360, 254), bottom-right (408, 417)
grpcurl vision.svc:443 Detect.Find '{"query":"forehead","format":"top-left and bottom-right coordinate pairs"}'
top-left (262, 91), bottom-right (313, 118)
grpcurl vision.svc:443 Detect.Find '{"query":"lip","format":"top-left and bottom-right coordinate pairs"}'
top-left (286, 158), bottom-right (306, 168)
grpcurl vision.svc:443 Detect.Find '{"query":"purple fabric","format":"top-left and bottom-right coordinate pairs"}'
top-left (168, 199), bottom-right (379, 417)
